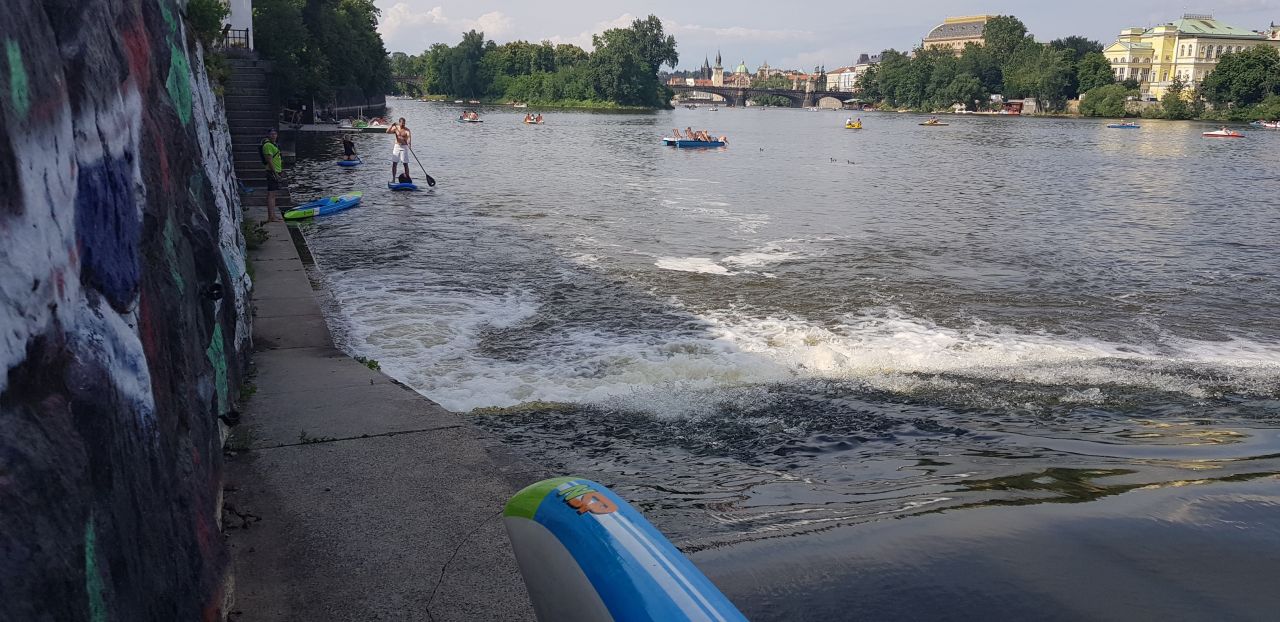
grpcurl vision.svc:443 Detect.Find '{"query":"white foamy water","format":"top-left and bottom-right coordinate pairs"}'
top-left (655, 257), bottom-right (733, 275)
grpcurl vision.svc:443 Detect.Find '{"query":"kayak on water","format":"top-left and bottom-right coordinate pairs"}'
top-left (919, 122), bottom-right (949, 126)
top-left (387, 181), bottom-right (419, 191)
top-left (1106, 123), bottom-right (1140, 129)
top-left (283, 191), bottom-right (363, 220)
top-left (337, 159), bottom-right (362, 167)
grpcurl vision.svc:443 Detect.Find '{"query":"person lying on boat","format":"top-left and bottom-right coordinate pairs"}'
top-left (685, 127), bottom-right (695, 141)
top-left (341, 134), bottom-right (357, 160)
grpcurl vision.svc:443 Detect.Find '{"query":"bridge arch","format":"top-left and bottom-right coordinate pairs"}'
top-left (816, 95), bottom-right (845, 109)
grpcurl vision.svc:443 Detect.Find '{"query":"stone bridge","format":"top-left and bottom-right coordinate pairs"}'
top-left (669, 84), bottom-right (850, 108)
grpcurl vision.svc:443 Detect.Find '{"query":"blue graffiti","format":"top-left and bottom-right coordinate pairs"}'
top-left (75, 156), bottom-right (141, 310)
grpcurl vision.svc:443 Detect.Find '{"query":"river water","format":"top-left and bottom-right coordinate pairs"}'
top-left (288, 104), bottom-right (1280, 620)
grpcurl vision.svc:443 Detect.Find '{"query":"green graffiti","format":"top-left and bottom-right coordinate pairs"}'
top-left (5, 40), bottom-right (30, 119)
top-left (206, 324), bottom-right (228, 414)
top-left (163, 220), bottom-right (186, 293)
top-left (159, 1), bottom-right (177, 34)
top-left (166, 43), bottom-right (192, 125)
top-left (84, 515), bottom-right (107, 622)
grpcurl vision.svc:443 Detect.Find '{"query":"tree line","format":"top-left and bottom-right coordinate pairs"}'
top-left (855, 16), bottom-right (1114, 113)
top-left (855, 15), bottom-right (1280, 121)
top-left (389, 15), bottom-right (678, 108)
top-left (252, 0), bottom-right (392, 106)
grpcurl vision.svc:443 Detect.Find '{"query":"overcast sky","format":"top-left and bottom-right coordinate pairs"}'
top-left (374, 1), bottom-right (1278, 70)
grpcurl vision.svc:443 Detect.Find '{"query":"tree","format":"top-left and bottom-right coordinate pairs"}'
top-left (942, 74), bottom-right (987, 111)
top-left (1161, 76), bottom-right (1192, 120)
top-left (1049, 36), bottom-right (1103, 63)
top-left (1121, 77), bottom-right (1141, 90)
top-left (1076, 52), bottom-right (1115, 95)
top-left (1079, 83), bottom-right (1135, 117)
top-left (855, 64), bottom-right (881, 102)
top-left (1003, 45), bottom-right (1074, 110)
top-left (983, 15), bottom-right (1035, 65)
top-left (1199, 45), bottom-right (1280, 107)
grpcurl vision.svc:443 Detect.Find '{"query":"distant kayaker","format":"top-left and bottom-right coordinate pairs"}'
top-left (385, 118), bottom-right (412, 182)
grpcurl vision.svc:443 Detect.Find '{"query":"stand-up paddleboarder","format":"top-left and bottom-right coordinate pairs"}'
top-left (386, 118), bottom-right (412, 182)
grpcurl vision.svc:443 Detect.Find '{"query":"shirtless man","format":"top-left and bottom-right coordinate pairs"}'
top-left (385, 118), bottom-right (412, 182)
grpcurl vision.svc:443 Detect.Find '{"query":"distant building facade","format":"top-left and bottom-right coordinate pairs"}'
top-left (923, 15), bottom-right (993, 55)
top-left (1103, 14), bottom-right (1280, 99)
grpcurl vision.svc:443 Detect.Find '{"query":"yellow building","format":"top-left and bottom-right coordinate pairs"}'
top-left (1104, 14), bottom-right (1280, 99)
top-left (923, 15), bottom-right (994, 55)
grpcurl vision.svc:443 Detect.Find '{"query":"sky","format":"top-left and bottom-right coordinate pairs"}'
top-left (374, 1), bottom-right (1279, 71)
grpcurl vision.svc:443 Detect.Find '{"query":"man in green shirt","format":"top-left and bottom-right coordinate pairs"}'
top-left (261, 128), bottom-right (284, 222)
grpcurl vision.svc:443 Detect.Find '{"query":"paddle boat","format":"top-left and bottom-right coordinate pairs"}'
top-left (1107, 122), bottom-right (1140, 129)
top-left (504, 477), bottom-right (748, 622)
top-left (845, 121), bottom-right (863, 129)
top-left (458, 111), bottom-right (483, 123)
top-left (513, 102), bottom-right (528, 108)
top-left (1202, 128), bottom-right (1244, 138)
top-left (662, 137), bottom-right (726, 148)
top-left (523, 119), bottom-right (544, 125)
top-left (1249, 120), bottom-right (1279, 129)
top-left (284, 191), bottom-right (363, 220)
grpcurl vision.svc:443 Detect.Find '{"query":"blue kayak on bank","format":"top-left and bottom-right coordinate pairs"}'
top-left (662, 137), bottom-right (726, 148)
top-left (284, 191), bottom-right (363, 220)
top-left (387, 181), bottom-right (418, 191)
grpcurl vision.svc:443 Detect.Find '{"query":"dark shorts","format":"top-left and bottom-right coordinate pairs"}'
top-left (266, 171), bottom-right (280, 191)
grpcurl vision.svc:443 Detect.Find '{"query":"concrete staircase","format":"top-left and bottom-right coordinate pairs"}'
top-left (225, 55), bottom-right (292, 213)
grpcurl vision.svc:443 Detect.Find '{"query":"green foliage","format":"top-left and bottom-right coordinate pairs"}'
top-left (253, 0), bottom-right (391, 104)
top-left (400, 15), bottom-right (676, 108)
top-left (353, 356), bottom-right (381, 371)
top-left (241, 218), bottom-right (269, 249)
top-left (1199, 45), bottom-right (1280, 107)
top-left (1121, 78), bottom-right (1141, 90)
top-left (1076, 52), bottom-right (1115, 94)
top-left (862, 16), bottom-right (1111, 112)
top-left (186, 0), bottom-right (230, 46)
top-left (1049, 36), bottom-right (1103, 63)
top-left (1160, 76), bottom-right (1192, 120)
top-left (750, 73), bottom-right (793, 106)
top-left (1079, 83), bottom-right (1135, 117)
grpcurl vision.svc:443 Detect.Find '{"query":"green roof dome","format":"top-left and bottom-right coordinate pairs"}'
top-left (735, 60), bottom-right (749, 74)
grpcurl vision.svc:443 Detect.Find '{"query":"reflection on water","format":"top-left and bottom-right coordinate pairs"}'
top-left (289, 103), bottom-right (1280, 619)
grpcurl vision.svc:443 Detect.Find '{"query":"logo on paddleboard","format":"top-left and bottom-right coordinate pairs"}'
top-left (557, 483), bottom-right (617, 516)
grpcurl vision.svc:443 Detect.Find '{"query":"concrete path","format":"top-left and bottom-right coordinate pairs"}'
top-left (225, 210), bottom-right (542, 621)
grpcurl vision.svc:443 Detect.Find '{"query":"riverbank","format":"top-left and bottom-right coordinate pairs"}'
top-left (224, 206), bottom-right (545, 620)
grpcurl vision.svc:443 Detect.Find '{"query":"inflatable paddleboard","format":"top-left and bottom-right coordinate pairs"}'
top-left (337, 159), bottom-right (362, 167)
top-left (284, 191), bottom-right (363, 220)
top-left (504, 477), bottom-right (748, 622)
top-left (387, 182), bottom-right (418, 191)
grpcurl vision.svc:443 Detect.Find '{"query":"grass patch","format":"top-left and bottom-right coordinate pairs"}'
top-left (469, 401), bottom-right (573, 416)
top-left (353, 356), bottom-right (381, 371)
top-left (242, 218), bottom-right (269, 250)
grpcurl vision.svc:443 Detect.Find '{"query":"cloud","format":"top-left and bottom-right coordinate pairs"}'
top-left (544, 13), bottom-right (639, 49)
top-left (378, 3), bottom-right (513, 49)
top-left (667, 22), bottom-right (812, 42)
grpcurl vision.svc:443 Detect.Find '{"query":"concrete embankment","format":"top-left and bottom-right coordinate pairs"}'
top-left (225, 213), bottom-right (542, 620)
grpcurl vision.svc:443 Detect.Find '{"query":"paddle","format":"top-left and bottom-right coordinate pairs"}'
top-left (407, 146), bottom-right (436, 187)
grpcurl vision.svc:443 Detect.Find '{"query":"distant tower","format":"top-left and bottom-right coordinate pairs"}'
top-left (712, 50), bottom-right (724, 87)
top-left (701, 56), bottom-right (712, 80)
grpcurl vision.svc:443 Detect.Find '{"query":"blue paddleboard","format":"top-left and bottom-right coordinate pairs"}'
top-left (337, 159), bottom-right (362, 167)
top-left (387, 182), bottom-right (418, 191)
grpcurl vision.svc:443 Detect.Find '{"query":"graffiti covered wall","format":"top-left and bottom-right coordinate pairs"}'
top-left (0, 0), bottom-right (251, 619)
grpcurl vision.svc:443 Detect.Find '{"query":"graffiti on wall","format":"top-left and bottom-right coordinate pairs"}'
top-left (1, 0), bottom-right (249, 620)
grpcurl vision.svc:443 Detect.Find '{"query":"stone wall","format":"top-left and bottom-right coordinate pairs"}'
top-left (1, 0), bottom-right (251, 619)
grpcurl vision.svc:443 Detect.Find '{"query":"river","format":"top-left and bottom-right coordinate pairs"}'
top-left (286, 103), bottom-right (1280, 620)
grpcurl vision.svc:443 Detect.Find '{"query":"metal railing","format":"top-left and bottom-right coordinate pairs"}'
top-left (218, 28), bottom-right (250, 50)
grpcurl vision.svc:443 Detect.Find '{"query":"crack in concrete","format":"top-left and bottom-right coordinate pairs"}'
top-left (246, 424), bottom-right (466, 451)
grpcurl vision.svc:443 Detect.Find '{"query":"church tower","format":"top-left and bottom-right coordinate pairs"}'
top-left (701, 56), bottom-right (712, 80)
top-left (712, 50), bottom-right (724, 87)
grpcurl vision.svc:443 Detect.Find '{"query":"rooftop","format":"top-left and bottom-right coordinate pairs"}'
top-left (926, 15), bottom-right (993, 41)
top-left (1142, 14), bottom-right (1265, 39)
